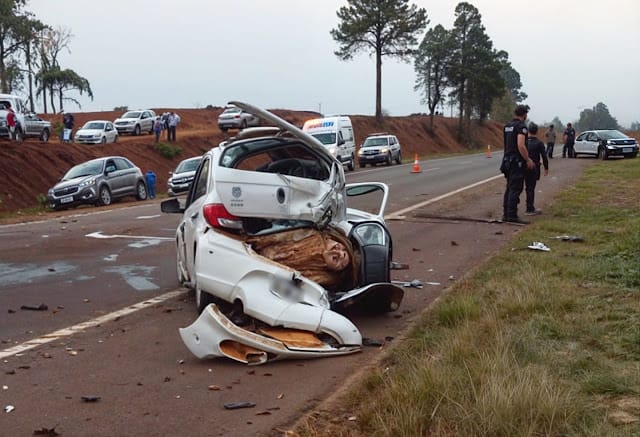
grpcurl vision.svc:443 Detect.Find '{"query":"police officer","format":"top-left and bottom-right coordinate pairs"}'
top-left (501, 104), bottom-right (535, 223)
top-left (524, 122), bottom-right (549, 215)
top-left (562, 122), bottom-right (576, 158)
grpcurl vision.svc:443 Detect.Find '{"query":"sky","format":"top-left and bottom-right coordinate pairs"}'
top-left (25, 0), bottom-right (640, 127)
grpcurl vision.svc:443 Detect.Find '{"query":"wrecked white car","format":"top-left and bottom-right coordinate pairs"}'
top-left (161, 101), bottom-right (403, 365)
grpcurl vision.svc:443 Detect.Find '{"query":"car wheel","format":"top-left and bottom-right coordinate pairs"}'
top-left (98, 185), bottom-right (112, 206)
top-left (386, 153), bottom-right (392, 165)
top-left (114, 135), bottom-right (118, 143)
top-left (395, 151), bottom-right (402, 165)
top-left (135, 181), bottom-right (147, 200)
top-left (101, 136), bottom-right (106, 144)
top-left (598, 147), bottom-right (608, 160)
top-left (134, 125), bottom-right (141, 136)
top-left (347, 154), bottom-right (355, 171)
top-left (40, 129), bottom-right (50, 142)
top-left (14, 127), bottom-right (24, 144)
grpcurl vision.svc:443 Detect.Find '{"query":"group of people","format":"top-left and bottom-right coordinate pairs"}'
top-left (543, 122), bottom-right (576, 159)
top-left (155, 112), bottom-right (181, 143)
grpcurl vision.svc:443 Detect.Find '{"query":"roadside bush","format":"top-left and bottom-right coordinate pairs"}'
top-left (36, 193), bottom-right (47, 209)
top-left (53, 121), bottom-right (63, 139)
top-left (153, 142), bottom-right (182, 159)
top-left (113, 105), bottom-right (128, 112)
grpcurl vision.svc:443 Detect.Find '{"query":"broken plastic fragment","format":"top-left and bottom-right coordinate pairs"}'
top-left (20, 303), bottom-right (48, 311)
top-left (81, 396), bottom-right (101, 403)
top-left (390, 261), bottom-right (409, 270)
top-left (33, 427), bottom-right (60, 436)
top-left (362, 338), bottom-right (384, 347)
top-left (224, 401), bottom-right (256, 410)
top-left (528, 242), bottom-right (550, 251)
top-left (550, 235), bottom-right (584, 242)
top-left (5, 405), bottom-right (15, 413)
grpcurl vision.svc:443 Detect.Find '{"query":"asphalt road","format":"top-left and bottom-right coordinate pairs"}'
top-left (0, 153), bottom-right (591, 436)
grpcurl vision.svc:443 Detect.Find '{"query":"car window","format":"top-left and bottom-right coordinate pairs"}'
top-left (341, 127), bottom-right (354, 142)
top-left (191, 158), bottom-right (210, 203)
top-left (598, 130), bottom-right (627, 140)
top-left (105, 160), bottom-right (117, 173)
top-left (576, 133), bottom-right (586, 141)
top-left (363, 137), bottom-right (388, 147)
top-left (586, 133), bottom-right (597, 141)
top-left (114, 158), bottom-right (133, 170)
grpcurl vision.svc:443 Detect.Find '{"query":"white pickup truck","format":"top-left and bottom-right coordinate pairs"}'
top-left (0, 93), bottom-right (27, 141)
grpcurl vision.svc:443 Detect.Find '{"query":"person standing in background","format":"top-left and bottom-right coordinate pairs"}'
top-left (145, 170), bottom-right (156, 199)
top-left (563, 122), bottom-right (576, 158)
top-left (168, 112), bottom-right (180, 142)
top-left (544, 124), bottom-right (556, 159)
top-left (153, 117), bottom-right (162, 143)
top-left (524, 123), bottom-right (549, 215)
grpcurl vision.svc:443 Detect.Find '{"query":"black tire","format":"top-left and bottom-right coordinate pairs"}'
top-left (134, 125), bottom-right (141, 136)
top-left (347, 155), bottom-right (355, 171)
top-left (14, 127), bottom-right (24, 144)
top-left (386, 153), bottom-right (392, 166)
top-left (114, 135), bottom-right (118, 143)
top-left (40, 129), bottom-right (50, 142)
top-left (101, 136), bottom-right (106, 144)
top-left (395, 151), bottom-right (402, 165)
top-left (135, 181), bottom-right (147, 200)
top-left (598, 147), bottom-right (608, 160)
top-left (97, 185), bottom-right (112, 206)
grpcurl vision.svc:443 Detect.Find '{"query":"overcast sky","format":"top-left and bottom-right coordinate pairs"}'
top-left (27, 0), bottom-right (640, 126)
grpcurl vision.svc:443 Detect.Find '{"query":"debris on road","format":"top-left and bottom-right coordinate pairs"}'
top-left (33, 427), bottom-right (60, 436)
top-left (208, 385), bottom-right (221, 391)
top-left (81, 396), bottom-right (101, 403)
top-left (390, 261), bottom-right (409, 270)
top-left (20, 303), bottom-right (48, 311)
top-left (224, 401), bottom-right (256, 410)
top-left (5, 405), bottom-right (15, 413)
top-left (362, 338), bottom-right (384, 347)
top-left (391, 279), bottom-right (423, 289)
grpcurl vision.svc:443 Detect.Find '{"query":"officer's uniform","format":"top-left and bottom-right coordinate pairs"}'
top-left (563, 126), bottom-right (576, 158)
top-left (524, 136), bottom-right (548, 213)
top-left (501, 118), bottom-right (528, 221)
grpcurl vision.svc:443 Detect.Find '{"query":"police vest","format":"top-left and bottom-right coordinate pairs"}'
top-left (504, 119), bottom-right (527, 157)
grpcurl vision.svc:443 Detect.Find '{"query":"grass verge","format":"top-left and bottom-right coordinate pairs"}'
top-left (298, 158), bottom-right (640, 436)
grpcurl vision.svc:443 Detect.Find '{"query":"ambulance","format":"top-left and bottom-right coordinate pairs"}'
top-left (302, 116), bottom-right (356, 171)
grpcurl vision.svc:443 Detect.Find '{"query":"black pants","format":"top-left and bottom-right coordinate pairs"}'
top-left (563, 142), bottom-right (575, 158)
top-left (168, 126), bottom-right (176, 142)
top-left (503, 160), bottom-right (525, 220)
top-left (546, 142), bottom-right (554, 158)
top-left (524, 167), bottom-right (540, 212)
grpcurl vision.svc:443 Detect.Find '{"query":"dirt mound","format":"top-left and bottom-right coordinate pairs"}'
top-left (0, 108), bottom-right (503, 213)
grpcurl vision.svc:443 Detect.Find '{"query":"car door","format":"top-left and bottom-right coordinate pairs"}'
top-left (574, 133), bottom-right (588, 155)
top-left (23, 114), bottom-right (38, 136)
top-left (105, 122), bottom-right (116, 142)
top-left (585, 132), bottom-right (600, 155)
top-left (114, 158), bottom-right (138, 194)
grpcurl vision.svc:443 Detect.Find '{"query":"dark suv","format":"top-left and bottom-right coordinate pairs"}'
top-left (47, 156), bottom-right (147, 210)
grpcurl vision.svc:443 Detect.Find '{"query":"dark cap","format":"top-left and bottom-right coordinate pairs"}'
top-left (528, 122), bottom-right (538, 134)
top-left (514, 104), bottom-right (530, 117)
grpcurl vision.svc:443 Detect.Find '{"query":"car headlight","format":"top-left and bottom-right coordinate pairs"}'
top-left (79, 177), bottom-right (97, 187)
top-left (358, 149), bottom-right (365, 156)
top-left (380, 147), bottom-right (389, 153)
top-left (327, 146), bottom-right (338, 156)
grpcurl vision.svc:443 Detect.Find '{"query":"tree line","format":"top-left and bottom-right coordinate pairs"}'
top-left (0, 0), bottom-right (92, 113)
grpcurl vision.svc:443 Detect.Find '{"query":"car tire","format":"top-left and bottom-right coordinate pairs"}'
top-left (40, 129), bottom-right (50, 142)
top-left (97, 185), bottom-right (112, 206)
top-left (134, 125), bottom-right (141, 136)
top-left (386, 153), bottom-right (392, 166)
top-left (114, 135), bottom-right (118, 143)
top-left (101, 136), bottom-right (106, 144)
top-left (395, 151), bottom-right (402, 165)
top-left (347, 154), bottom-right (355, 171)
top-left (598, 147), bottom-right (608, 160)
top-left (135, 181), bottom-right (147, 200)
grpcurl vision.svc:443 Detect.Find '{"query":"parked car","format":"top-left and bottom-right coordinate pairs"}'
top-left (74, 120), bottom-right (119, 144)
top-left (114, 109), bottom-right (156, 135)
top-left (358, 132), bottom-right (402, 167)
top-left (0, 93), bottom-right (26, 141)
top-left (217, 105), bottom-right (260, 132)
top-left (167, 156), bottom-right (202, 196)
top-left (22, 113), bottom-right (52, 142)
top-left (47, 156), bottom-right (147, 210)
top-left (574, 129), bottom-right (639, 160)
top-left (161, 101), bottom-right (403, 365)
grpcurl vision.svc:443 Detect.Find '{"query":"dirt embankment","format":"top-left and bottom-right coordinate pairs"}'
top-left (0, 108), bottom-right (504, 213)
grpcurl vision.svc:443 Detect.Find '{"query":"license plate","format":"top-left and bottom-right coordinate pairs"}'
top-left (60, 196), bottom-right (73, 204)
top-left (623, 148), bottom-right (632, 153)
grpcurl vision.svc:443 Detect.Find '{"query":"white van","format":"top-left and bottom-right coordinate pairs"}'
top-left (0, 93), bottom-right (26, 141)
top-left (302, 116), bottom-right (356, 171)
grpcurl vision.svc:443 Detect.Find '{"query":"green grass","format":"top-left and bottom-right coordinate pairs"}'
top-left (299, 158), bottom-right (640, 436)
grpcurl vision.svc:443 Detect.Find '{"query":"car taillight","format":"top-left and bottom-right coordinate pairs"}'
top-left (202, 203), bottom-right (242, 229)
top-left (234, 115), bottom-right (240, 119)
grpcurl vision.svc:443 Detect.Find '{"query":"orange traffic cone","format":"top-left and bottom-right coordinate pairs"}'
top-left (486, 144), bottom-right (492, 158)
top-left (411, 153), bottom-right (421, 173)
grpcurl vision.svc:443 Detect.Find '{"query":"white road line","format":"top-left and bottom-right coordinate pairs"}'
top-left (0, 290), bottom-right (186, 360)
top-left (386, 174), bottom-right (503, 220)
top-left (85, 231), bottom-right (173, 240)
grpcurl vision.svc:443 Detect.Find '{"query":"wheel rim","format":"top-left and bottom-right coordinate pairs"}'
top-left (135, 125), bottom-right (140, 135)
top-left (100, 187), bottom-right (111, 205)
top-left (137, 182), bottom-right (147, 199)
top-left (42, 130), bottom-right (49, 142)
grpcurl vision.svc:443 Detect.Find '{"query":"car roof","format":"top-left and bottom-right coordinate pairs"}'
top-left (83, 120), bottom-right (111, 124)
